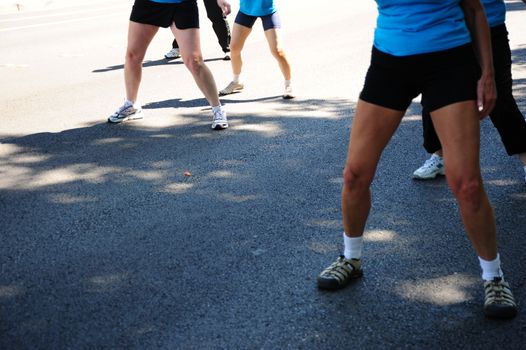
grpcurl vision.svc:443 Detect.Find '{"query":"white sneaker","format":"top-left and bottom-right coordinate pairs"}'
top-left (283, 84), bottom-right (295, 99)
top-left (165, 48), bottom-right (181, 60)
top-left (413, 154), bottom-right (445, 179)
top-left (211, 108), bottom-right (228, 130)
top-left (108, 101), bottom-right (143, 124)
top-left (219, 81), bottom-right (244, 96)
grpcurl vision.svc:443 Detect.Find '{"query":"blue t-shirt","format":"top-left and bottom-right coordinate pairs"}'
top-left (240, 0), bottom-right (276, 17)
top-left (482, 0), bottom-right (506, 27)
top-left (150, 0), bottom-right (186, 3)
top-left (374, 0), bottom-right (471, 56)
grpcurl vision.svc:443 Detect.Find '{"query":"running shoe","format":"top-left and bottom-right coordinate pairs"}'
top-left (108, 101), bottom-right (143, 124)
top-left (413, 154), bottom-right (445, 179)
top-left (165, 48), bottom-right (181, 60)
top-left (283, 85), bottom-right (295, 99)
top-left (219, 81), bottom-right (244, 96)
top-left (211, 108), bottom-right (228, 130)
top-left (483, 277), bottom-right (517, 319)
top-left (317, 255), bottom-right (363, 290)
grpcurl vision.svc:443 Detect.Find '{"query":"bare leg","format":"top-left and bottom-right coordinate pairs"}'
top-left (229, 23), bottom-right (252, 76)
top-left (431, 101), bottom-right (497, 260)
top-left (264, 28), bottom-right (291, 81)
top-left (342, 100), bottom-right (405, 237)
top-left (125, 22), bottom-right (159, 102)
top-left (171, 26), bottom-right (220, 107)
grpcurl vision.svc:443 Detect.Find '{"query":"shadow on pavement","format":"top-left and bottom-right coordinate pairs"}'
top-left (92, 57), bottom-right (225, 73)
top-left (505, 0), bottom-right (526, 11)
top-left (1, 98), bottom-right (525, 349)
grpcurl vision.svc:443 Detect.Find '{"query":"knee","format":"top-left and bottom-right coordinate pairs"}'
top-left (184, 54), bottom-right (205, 75)
top-left (342, 165), bottom-right (371, 193)
top-left (270, 46), bottom-right (286, 59)
top-left (230, 42), bottom-right (242, 54)
top-left (448, 176), bottom-right (483, 203)
top-left (125, 49), bottom-right (144, 65)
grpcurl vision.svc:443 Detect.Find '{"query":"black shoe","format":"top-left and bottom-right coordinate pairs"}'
top-left (483, 277), bottom-right (518, 319)
top-left (317, 255), bottom-right (363, 290)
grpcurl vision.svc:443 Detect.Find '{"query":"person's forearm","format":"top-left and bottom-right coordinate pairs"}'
top-left (461, 0), bottom-right (493, 76)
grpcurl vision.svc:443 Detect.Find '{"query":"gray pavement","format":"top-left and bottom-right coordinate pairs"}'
top-left (1, 1), bottom-right (526, 349)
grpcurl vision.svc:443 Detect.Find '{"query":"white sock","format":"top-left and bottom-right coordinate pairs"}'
top-left (432, 153), bottom-right (443, 160)
top-left (125, 99), bottom-right (135, 106)
top-left (479, 254), bottom-right (503, 281)
top-left (285, 80), bottom-right (292, 87)
top-left (212, 105), bottom-right (222, 113)
top-left (343, 232), bottom-right (363, 260)
top-left (233, 74), bottom-right (240, 83)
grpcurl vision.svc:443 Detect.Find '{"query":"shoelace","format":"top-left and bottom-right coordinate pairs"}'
top-left (322, 257), bottom-right (354, 277)
top-left (115, 103), bottom-right (133, 115)
top-left (422, 157), bottom-right (441, 170)
top-left (485, 279), bottom-right (515, 305)
top-left (213, 110), bottom-right (225, 122)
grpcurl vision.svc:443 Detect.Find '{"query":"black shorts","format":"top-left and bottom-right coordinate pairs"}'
top-left (234, 11), bottom-right (281, 31)
top-left (130, 0), bottom-right (199, 29)
top-left (360, 44), bottom-right (480, 112)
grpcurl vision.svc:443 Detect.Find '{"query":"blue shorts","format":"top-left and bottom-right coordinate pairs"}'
top-left (234, 10), bottom-right (281, 31)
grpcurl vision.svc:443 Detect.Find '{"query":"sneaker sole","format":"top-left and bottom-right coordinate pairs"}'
top-left (107, 112), bottom-right (144, 124)
top-left (484, 305), bottom-right (518, 319)
top-left (283, 94), bottom-right (295, 100)
top-left (219, 87), bottom-right (244, 96)
top-left (317, 270), bottom-right (363, 290)
top-left (211, 123), bottom-right (228, 130)
top-left (412, 171), bottom-right (445, 180)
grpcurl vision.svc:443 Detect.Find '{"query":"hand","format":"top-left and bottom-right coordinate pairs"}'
top-left (217, 0), bottom-right (231, 16)
top-left (476, 72), bottom-right (496, 118)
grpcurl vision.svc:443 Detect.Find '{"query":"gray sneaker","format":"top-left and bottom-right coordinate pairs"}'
top-left (219, 81), bottom-right (244, 96)
top-left (483, 277), bottom-right (518, 319)
top-left (165, 48), bottom-right (181, 60)
top-left (108, 102), bottom-right (143, 124)
top-left (211, 108), bottom-right (228, 130)
top-left (317, 255), bottom-right (363, 290)
top-left (413, 154), bottom-right (445, 179)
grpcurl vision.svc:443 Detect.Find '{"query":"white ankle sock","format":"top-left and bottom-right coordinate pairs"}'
top-left (478, 254), bottom-right (503, 281)
top-left (125, 99), bottom-right (135, 106)
top-left (233, 75), bottom-right (240, 83)
top-left (212, 105), bottom-right (222, 113)
top-left (285, 80), bottom-right (292, 87)
top-left (343, 232), bottom-right (363, 260)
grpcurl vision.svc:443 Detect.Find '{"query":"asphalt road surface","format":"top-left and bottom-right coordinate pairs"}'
top-left (1, 1), bottom-right (526, 349)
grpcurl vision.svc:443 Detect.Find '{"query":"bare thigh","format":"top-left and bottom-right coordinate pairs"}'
top-left (230, 23), bottom-right (252, 52)
top-left (127, 21), bottom-right (159, 59)
top-left (263, 27), bottom-right (283, 53)
top-left (345, 100), bottom-right (405, 181)
top-left (170, 26), bottom-right (202, 59)
top-left (430, 101), bottom-right (481, 181)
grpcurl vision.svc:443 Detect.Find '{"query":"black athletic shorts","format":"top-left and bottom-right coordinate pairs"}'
top-left (360, 43), bottom-right (480, 112)
top-left (130, 0), bottom-right (199, 29)
top-left (234, 10), bottom-right (281, 30)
